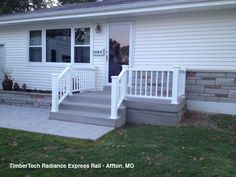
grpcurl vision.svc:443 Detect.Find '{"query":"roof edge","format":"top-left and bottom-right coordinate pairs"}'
top-left (0, 0), bottom-right (236, 25)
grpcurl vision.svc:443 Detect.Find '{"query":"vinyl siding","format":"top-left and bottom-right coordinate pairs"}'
top-left (0, 23), bottom-right (106, 90)
top-left (0, 8), bottom-right (236, 91)
top-left (93, 23), bottom-right (106, 90)
top-left (133, 9), bottom-right (236, 70)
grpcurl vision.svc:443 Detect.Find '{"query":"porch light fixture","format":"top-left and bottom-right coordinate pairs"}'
top-left (95, 23), bottom-right (102, 33)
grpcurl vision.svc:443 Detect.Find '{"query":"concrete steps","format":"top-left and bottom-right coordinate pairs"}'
top-left (61, 101), bottom-right (111, 114)
top-left (50, 91), bottom-right (126, 128)
top-left (50, 89), bottom-right (186, 127)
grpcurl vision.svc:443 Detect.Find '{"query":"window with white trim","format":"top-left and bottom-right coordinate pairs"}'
top-left (46, 29), bottom-right (71, 63)
top-left (29, 30), bottom-right (42, 62)
top-left (74, 28), bottom-right (90, 63)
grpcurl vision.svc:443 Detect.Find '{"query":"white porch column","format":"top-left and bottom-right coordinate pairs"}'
top-left (111, 76), bottom-right (118, 119)
top-left (122, 65), bottom-right (129, 97)
top-left (172, 66), bottom-right (180, 104)
top-left (51, 73), bottom-right (59, 112)
top-left (66, 64), bottom-right (73, 95)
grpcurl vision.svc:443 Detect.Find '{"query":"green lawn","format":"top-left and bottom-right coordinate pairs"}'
top-left (0, 116), bottom-right (235, 177)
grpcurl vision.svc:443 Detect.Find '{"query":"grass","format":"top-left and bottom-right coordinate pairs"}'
top-left (0, 116), bottom-right (235, 177)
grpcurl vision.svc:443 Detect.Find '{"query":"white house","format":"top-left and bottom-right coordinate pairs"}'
top-left (0, 0), bottom-right (236, 127)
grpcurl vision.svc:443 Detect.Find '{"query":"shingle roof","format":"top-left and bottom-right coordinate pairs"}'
top-left (0, 0), bottom-right (222, 18)
top-left (0, 0), bottom-right (156, 17)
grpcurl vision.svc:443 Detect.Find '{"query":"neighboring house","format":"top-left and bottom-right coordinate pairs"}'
top-left (0, 0), bottom-right (236, 127)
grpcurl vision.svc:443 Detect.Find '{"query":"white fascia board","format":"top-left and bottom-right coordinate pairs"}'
top-left (0, 0), bottom-right (236, 25)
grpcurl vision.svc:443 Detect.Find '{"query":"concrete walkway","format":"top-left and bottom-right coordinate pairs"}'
top-left (0, 105), bottom-right (114, 140)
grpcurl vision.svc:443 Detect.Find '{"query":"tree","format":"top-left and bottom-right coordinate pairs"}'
top-left (0, 0), bottom-right (95, 15)
top-left (0, 0), bottom-right (54, 15)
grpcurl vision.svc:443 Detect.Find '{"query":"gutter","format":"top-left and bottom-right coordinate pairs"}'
top-left (0, 0), bottom-right (236, 25)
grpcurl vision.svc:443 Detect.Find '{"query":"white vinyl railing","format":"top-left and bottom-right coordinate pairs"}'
top-left (51, 64), bottom-right (96, 112)
top-left (110, 65), bottom-right (129, 119)
top-left (178, 68), bottom-right (187, 98)
top-left (72, 66), bottom-right (96, 92)
top-left (110, 65), bottom-right (186, 119)
top-left (128, 67), bottom-right (173, 99)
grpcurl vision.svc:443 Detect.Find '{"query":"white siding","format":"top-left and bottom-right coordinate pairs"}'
top-left (0, 23), bottom-right (106, 90)
top-left (93, 23), bottom-right (106, 90)
top-left (1, 8), bottom-right (236, 90)
top-left (133, 9), bottom-right (236, 70)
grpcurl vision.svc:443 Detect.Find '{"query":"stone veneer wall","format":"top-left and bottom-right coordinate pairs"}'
top-left (186, 71), bottom-right (236, 103)
top-left (0, 90), bottom-right (51, 109)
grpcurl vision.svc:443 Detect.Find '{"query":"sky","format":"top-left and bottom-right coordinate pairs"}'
top-left (47, 0), bottom-right (58, 6)
top-left (110, 24), bottom-right (130, 47)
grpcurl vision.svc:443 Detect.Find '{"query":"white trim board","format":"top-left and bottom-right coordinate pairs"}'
top-left (187, 100), bottom-right (236, 115)
top-left (0, 0), bottom-right (236, 25)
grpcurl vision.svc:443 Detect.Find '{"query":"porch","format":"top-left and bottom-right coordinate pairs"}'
top-left (50, 65), bottom-right (186, 127)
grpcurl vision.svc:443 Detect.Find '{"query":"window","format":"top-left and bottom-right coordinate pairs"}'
top-left (46, 29), bottom-right (71, 63)
top-left (29, 30), bottom-right (42, 62)
top-left (74, 28), bottom-right (90, 63)
top-left (28, 27), bottom-right (91, 64)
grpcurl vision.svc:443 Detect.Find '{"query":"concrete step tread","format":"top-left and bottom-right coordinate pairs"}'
top-left (71, 92), bottom-right (111, 99)
top-left (53, 110), bottom-right (111, 120)
top-left (61, 101), bottom-right (111, 109)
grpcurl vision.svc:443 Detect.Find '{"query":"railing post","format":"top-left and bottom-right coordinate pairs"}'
top-left (182, 69), bottom-right (187, 97)
top-left (172, 66), bottom-right (180, 104)
top-left (93, 67), bottom-right (96, 90)
top-left (67, 64), bottom-right (73, 95)
top-left (111, 76), bottom-right (118, 119)
top-left (51, 73), bottom-right (59, 112)
top-left (122, 65), bottom-right (129, 98)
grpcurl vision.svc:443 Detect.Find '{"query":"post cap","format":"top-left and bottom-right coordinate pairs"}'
top-left (122, 65), bottom-right (129, 69)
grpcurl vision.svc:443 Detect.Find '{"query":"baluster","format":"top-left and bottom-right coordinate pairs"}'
top-left (77, 71), bottom-right (79, 91)
top-left (145, 71), bottom-right (147, 96)
top-left (79, 70), bottom-right (81, 91)
top-left (129, 71), bottom-right (132, 95)
top-left (73, 71), bottom-right (76, 91)
top-left (150, 71), bottom-right (153, 96)
top-left (85, 70), bottom-right (87, 90)
top-left (161, 71), bottom-right (164, 97)
top-left (135, 70), bottom-right (137, 95)
top-left (156, 71), bottom-right (158, 96)
top-left (90, 70), bottom-right (92, 89)
top-left (140, 71), bottom-right (142, 96)
top-left (167, 71), bottom-right (170, 97)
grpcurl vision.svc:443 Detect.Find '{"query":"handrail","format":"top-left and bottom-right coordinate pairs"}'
top-left (51, 64), bottom-right (72, 112)
top-left (73, 65), bottom-right (96, 70)
top-left (117, 67), bottom-right (127, 80)
top-left (51, 64), bottom-right (96, 112)
top-left (58, 66), bottom-right (70, 80)
top-left (110, 65), bottom-right (129, 119)
top-left (129, 67), bottom-right (172, 71)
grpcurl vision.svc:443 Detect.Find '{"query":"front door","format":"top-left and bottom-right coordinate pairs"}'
top-left (107, 23), bottom-right (131, 83)
top-left (0, 44), bottom-right (4, 90)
